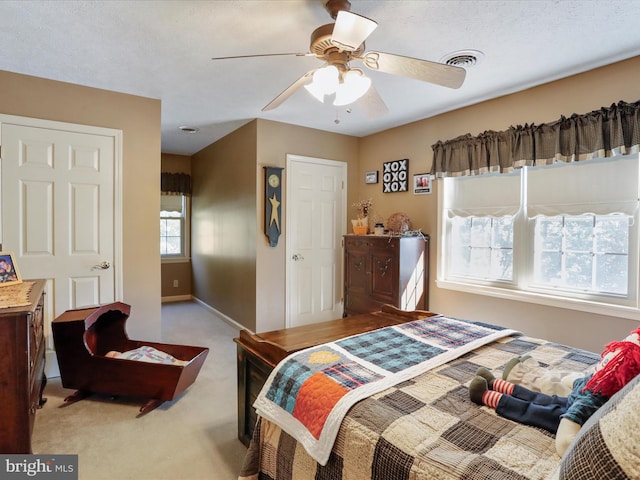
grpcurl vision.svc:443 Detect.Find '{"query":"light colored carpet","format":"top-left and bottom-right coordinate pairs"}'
top-left (31, 301), bottom-right (247, 480)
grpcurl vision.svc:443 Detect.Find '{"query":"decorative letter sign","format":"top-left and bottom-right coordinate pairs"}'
top-left (382, 159), bottom-right (409, 193)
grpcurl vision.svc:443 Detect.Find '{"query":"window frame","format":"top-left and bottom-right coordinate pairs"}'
top-left (437, 155), bottom-right (640, 320)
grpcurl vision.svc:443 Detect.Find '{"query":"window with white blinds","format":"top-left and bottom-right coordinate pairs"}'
top-left (439, 154), bottom-right (640, 313)
top-left (161, 194), bottom-right (189, 258)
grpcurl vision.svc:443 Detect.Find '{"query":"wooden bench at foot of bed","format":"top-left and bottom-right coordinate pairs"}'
top-left (233, 305), bottom-right (438, 446)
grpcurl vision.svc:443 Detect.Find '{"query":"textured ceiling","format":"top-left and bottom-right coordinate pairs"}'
top-left (2, 0), bottom-right (640, 155)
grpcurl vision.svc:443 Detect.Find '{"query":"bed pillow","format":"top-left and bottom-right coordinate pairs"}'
top-left (556, 373), bottom-right (640, 479)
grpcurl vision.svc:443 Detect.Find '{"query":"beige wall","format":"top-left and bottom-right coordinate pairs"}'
top-left (0, 70), bottom-right (162, 340)
top-left (161, 153), bottom-right (192, 299)
top-left (161, 153), bottom-right (191, 174)
top-left (358, 56), bottom-right (640, 352)
top-left (191, 121), bottom-right (258, 329)
top-left (161, 261), bottom-right (192, 298)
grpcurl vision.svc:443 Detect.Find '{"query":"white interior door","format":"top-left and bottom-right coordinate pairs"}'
top-left (286, 154), bottom-right (346, 327)
top-left (0, 115), bottom-right (122, 375)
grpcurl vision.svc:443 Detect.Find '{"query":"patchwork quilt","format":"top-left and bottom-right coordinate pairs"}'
top-left (239, 333), bottom-right (600, 480)
top-left (252, 315), bottom-right (519, 465)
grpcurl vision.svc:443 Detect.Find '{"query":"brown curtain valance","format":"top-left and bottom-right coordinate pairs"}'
top-left (431, 99), bottom-right (640, 177)
top-left (161, 172), bottom-right (191, 196)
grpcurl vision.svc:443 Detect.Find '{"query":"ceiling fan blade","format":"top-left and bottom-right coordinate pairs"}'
top-left (212, 52), bottom-right (314, 61)
top-left (356, 84), bottom-right (388, 119)
top-left (262, 70), bottom-right (316, 111)
top-left (330, 10), bottom-right (377, 52)
top-left (359, 51), bottom-right (466, 89)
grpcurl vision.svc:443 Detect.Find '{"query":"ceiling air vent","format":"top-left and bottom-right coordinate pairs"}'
top-left (441, 50), bottom-right (484, 68)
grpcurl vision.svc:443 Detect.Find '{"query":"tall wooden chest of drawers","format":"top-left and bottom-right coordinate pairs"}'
top-left (0, 279), bottom-right (47, 453)
top-left (343, 235), bottom-right (429, 316)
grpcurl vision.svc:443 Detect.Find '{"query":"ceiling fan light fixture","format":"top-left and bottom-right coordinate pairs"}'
top-left (334, 69), bottom-right (371, 106)
top-left (330, 11), bottom-right (377, 52)
top-left (304, 65), bottom-right (339, 102)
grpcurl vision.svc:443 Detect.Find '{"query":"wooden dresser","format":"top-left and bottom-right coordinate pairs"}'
top-left (343, 234), bottom-right (429, 316)
top-left (233, 305), bottom-right (437, 446)
top-left (0, 279), bottom-right (47, 453)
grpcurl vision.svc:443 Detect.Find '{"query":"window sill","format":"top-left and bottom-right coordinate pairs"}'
top-left (436, 278), bottom-right (640, 321)
top-left (161, 256), bottom-right (191, 264)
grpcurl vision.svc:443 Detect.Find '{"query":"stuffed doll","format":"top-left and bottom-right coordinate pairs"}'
top-left (469, 326), bottom-right (640, 456)
top-left (501, 355), bottom-right (589, 397)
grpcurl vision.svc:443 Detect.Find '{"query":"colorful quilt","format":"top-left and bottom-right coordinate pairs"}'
top-left (252, 315), bottom-right (519, 465)
top-left (240, 334), bottom-right (601, 480)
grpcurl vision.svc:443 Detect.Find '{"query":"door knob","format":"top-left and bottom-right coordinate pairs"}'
top-left (93, 261), bottom-right (111, 270)
top-left (292, 254), bottom-right (304, 261)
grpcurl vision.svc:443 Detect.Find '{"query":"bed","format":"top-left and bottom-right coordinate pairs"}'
top-left (238, 309), bottom-right (640, 480)
top-left (52, 302), bottom-right (209, 415)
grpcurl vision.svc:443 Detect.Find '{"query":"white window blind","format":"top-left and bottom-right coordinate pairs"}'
top-left (444, 172), bottom-right (521, 217)
top-left (527, 155), bottom-right (639, 218)
top-left (161, 194), bottom-right (183, 213)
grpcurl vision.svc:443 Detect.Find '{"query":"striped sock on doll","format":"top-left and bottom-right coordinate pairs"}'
top-left (492, 378), bottom-right (515, 395)
top-left (481, 389), bottom-right (502, 408)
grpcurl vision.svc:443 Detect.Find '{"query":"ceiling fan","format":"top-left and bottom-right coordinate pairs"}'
top-left (211, 0), bottom-right (466, 117)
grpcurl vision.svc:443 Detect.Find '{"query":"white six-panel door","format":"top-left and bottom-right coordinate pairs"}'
top-left (0, 115), bottom-right (121, 375)
top-left (286, 154), bottom-right (346, 327)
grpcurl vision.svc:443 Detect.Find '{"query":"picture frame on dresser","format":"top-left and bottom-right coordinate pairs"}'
top-left (0, 251), bottom-right (22, 286)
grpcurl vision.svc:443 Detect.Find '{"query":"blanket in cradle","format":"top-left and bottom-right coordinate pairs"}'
top-left (110, 346), bottom-right (187, 365)
top-left (253, 314), bottom-right (519, 465)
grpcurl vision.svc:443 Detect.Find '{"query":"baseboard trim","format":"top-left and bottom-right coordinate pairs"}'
top-left (191, 296), bottom-right (250, 333)
top-left (161, 294), bottom-right (192, 303)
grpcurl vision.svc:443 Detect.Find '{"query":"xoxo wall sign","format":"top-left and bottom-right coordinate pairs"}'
top-left (382, 159), bottom-right (409, 193)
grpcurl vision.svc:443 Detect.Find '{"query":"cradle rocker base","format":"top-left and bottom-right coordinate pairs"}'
top-left (62, 389), bottom-right (164, 416)
top-left (52, 302), bottom-right (209, 416)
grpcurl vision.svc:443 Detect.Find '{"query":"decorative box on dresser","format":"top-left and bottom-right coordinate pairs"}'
top-left (0, 279), bottom-right (47, 453)
top-left (343, 234), bottom-right (429, 316)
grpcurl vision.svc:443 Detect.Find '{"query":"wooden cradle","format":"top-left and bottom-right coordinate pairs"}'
top-left (52, 302), bottom-right (209, 415)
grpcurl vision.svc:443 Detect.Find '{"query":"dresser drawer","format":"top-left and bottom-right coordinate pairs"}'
top-left (28, 343), bottom-right (46, 434)
top-left (29, 298), bottom-right (44, 374)
top-left (30, 338), bottom-right (45, 395)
